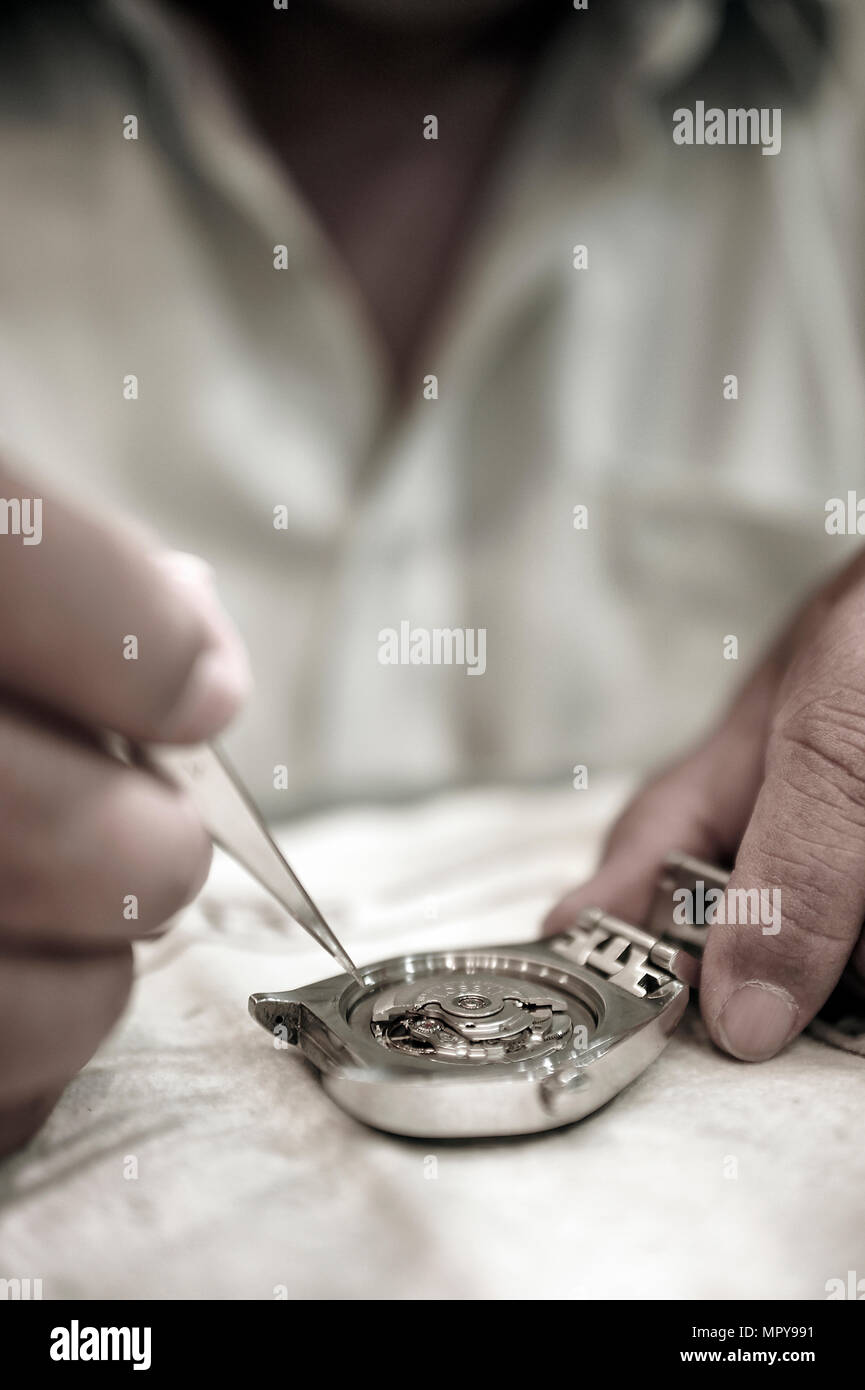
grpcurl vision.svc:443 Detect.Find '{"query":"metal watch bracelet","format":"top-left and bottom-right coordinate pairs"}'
top-left (557, 852), bottom-right (865, 1059)
top-left (551, 853), bottom-right (730, 997)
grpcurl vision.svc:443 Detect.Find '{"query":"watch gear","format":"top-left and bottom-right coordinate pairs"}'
top-left (371, 973), bottom-right (574, 1063)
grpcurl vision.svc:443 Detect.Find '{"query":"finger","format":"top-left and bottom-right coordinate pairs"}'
top-left (543, 783), bottom-right (716, 933)
top-left (0, 1087), bottom-right (66, 1157)
top-left (0, 463), bottom-right (250, 741)
top-left (543, 742), bottom-right (751, 935)
top-left (702, 626), bottom-right (865, 1060)
top-left (0, 944), bottom-right (132, 1112)
top-left (543, 651), bottom-right (781, 936)
top-left (0, 701), bottom-right (212, 942)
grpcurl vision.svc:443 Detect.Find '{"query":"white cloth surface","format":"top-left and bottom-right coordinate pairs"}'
top-left (1, 780), bottom-right (863, 1300)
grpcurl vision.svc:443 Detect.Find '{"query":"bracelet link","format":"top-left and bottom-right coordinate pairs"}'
top-left (552, 852), bottom-right (731, 997)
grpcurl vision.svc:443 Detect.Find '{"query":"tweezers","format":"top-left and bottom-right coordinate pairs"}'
top-left (143, 742), bottom-right (363, 984)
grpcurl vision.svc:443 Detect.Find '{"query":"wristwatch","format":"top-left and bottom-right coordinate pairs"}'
top-left (249, 853), bottom-right (728, 1138)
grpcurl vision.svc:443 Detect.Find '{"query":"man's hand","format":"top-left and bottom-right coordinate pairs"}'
top-left (545, 552), bottom-right (865, 1063)
top-left (0, 466), bottom-right (250, 1154)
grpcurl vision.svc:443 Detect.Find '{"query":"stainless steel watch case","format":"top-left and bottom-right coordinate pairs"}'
top-left (249, 853), bottom-right (727, 1139)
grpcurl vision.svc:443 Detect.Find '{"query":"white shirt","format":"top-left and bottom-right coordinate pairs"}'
top-left (1, 0), bottom-right (863, 811)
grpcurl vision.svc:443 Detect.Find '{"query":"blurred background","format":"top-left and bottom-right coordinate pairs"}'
top-left (0, 0), bottom-right (862, 813)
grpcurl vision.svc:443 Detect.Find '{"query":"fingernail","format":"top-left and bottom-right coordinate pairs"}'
top-left (160, 644), bottom-right (252, 742)
top-left (716, 981), bottom-right (798, 1062)
top-left (155, 550), bottom-right (216, 589)
top-left (154, 551), bottom-right (223, 635)
top-left (153, 551), bottom-right (252, 740)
